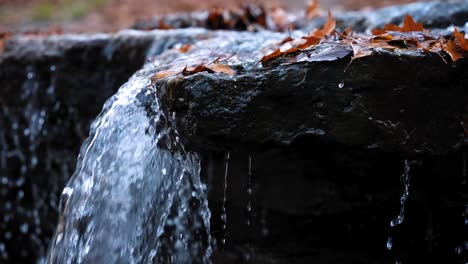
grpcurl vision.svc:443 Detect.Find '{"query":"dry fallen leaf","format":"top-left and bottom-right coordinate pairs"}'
top-left (311, 10), bottom-right (336, 38)
top-left (372, 15), bottom-right (423, 35)
top-left (151, 70), bottom-right (179, 82)
top-left (443, 39), bottom-right (463, 62)
top-left (306, 0), bottom-right (320, 20)
top-left (178, 44), bottom-right (191, 53)
top-left (206, 63), bottom-right (236, 75)
top-left (296, 36), bottom-right (321, 49)
top-left (454, 28), bottom-right (468, 51)
top-left (0, 32), bottom-right (12, 53)
top-left (260, 48), bottom-right (282, 63)
top-left (158, 19), bottom-right (173, 30)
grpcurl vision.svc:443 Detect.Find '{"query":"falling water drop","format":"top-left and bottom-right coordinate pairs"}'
top-left (338, 81), bottom-right (345, 89)
top-left (220, 152), bottom-right (230, 248)
top-left (386, 237), bottom-right (393, 250)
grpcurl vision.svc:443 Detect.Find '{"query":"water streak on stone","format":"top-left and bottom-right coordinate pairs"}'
top-left (220, 152), bottom-right (230, 248)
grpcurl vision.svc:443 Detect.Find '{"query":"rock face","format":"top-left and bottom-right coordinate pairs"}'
top-left (0, 2), bottom-right (467, 263)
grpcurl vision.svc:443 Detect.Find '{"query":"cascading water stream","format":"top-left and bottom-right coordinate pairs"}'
top-left (46, 71), bottom-right (212, 263)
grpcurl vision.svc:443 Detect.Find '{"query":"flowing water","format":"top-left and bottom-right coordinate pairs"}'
top-left (46, 72), bottom-right (212, 263)
top-left (42, 29), bottom-right (284, 263)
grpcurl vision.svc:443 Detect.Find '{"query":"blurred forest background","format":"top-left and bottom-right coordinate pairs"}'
top-left (1, 0), bottom-right (426, 32)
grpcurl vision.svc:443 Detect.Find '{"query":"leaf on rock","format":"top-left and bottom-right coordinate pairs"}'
top-left (372, 15), bottom-right (423, 35)
top-left (454, 28), bottom-right (468, 51)
top-left (306, 0), bottom-right (320, 20)
top-left (311, 10), bottom-right (336, 38)
top-left (151, 70), bottom-right (179, 82)
top-left (296, 36), bottom-right (321, 49)
top-left (0, 32), bottom-right (12, 53)
top-left (279, 36), bottom-right (294, 45)
top-left (178, 44), bottom-right (191, 53)
top-left (260, 48), bottom-right (282, 63)
top-left (401, 15), bottom-right (424, 32)
top-left (443, 39), bottom-right (463, 62)
top-left (158, 19), bottom-right (173, 30)
top-left (206, 63), bottom-right (236, 75)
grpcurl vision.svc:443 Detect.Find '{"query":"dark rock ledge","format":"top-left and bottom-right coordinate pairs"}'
top-left (159, 48), bottom-right (468, 156)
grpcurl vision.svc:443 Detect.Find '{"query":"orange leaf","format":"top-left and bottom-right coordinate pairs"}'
top-left (206, 63), bottom-right (235, 75)
top-left (260, 48), bottom-right (282, 63)
top-left (297, 36), bottom-right (321, 49)
top-left (311, 10), bottom-right (335, 38)
top-left (151, 70), bottom-right (179, 82)
top-left (373, 15), bottom-right (423, 34)
top-left (454, 28), bottom-right (468, 51)
top-left (371, 29), bottom-right (387, 35)
top-left (401, 15), bottom-right (423, 32)
top-left (158, 19), bottom-right (173, 30)
top-left (178, 44), bottom-right (191, 53)
top-left (341, 26), bottom-right (353, 37)
top-left (443, 39), bottom-right (463, 62)
top-left (0, 32), bottom-right (12, 53)
top-left (306, 0), bottom-right (320, 20)
top-left (279, 36), bottom-right (294, 45)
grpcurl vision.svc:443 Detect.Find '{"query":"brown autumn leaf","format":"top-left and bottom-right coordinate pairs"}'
top-left (443, 39), bottom-right (463, 62)
top-left (400, 15), bottom-right (424, 32)
top-left (372, 15), bottom-right (423, 35)
top-left (454, 28), bottom-right (468, 51)
top-left (206, 63), bottom-right (236, 75)
top-left (306, 0), bottom-right (320, 20)
top-left (151, 70), bottom-right (179, 82)
top-left (260, 48), bottom-right (282, 63)
top-left (311, 10), bottom-right (336, 38)
top-left (0, 32), bottom-right (12, 53)
top-left (178, 44), bottom-right (191, 53)
top-left (279, 36), bottom-right (294, 45)
top-left (296, 36), bottom-right (321, 49)
top-left (341, 26), bottom-right (353, 37)
top-left (158, 19), bottom-right (173, 30)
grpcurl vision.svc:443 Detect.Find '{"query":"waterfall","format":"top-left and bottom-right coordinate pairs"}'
top-left (46, 71), bottom-right (211, 263)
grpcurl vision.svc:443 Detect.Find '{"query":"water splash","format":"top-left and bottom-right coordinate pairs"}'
top-left (387, 159), bottom-right (412, 251)
top-left (47, 71), bottom-right (211, 263)
top-left (220, 152), bottom-right (230, 248)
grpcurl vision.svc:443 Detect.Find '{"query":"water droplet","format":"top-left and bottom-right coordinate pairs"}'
top-left (386, 237), bottom-right (393, 250)
top-left (455, 246), bottom-right (462, 255)
top-left (338, 81), bottom-right (344, 89)
top-left (50, 65), bottom-right (56, 72)
top-left (27, 72), bottom-right (34, 79)
top-left (1, 177), bottom-right (8, 185)
top-left (246, 202), bottom-right (252, 212)
top-left (20, 223), bottom-right (29, 234)
top-left (162, 168), bottom-right (167, 175)
top-left (18, 190), bottom-right (24, 200)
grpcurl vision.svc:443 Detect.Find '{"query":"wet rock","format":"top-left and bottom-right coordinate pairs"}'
top-left (159, 49), bottom-right (468, 155)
